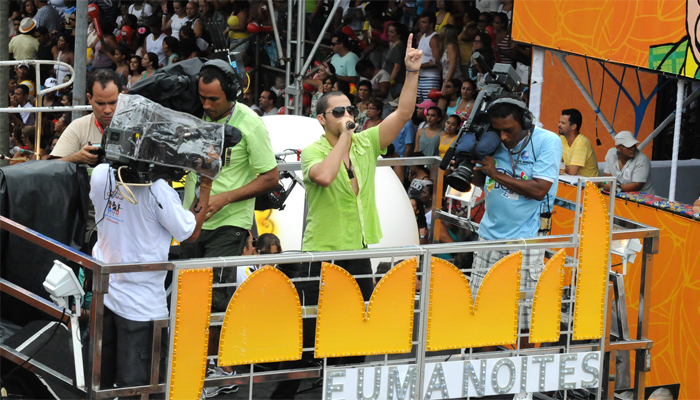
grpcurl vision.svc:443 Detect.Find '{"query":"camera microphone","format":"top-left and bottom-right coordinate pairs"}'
top-left (346, 121), bottom-right (356, 130)
top-left (473, 52), bottom-right (498, 81)
top-left (439, 148), bottom-right (455, 170)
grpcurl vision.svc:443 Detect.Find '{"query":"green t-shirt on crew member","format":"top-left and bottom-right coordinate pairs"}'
top-left (301, 126), bottom-right (386, 252)
top-left (183, 103), bottom-right (277, 231)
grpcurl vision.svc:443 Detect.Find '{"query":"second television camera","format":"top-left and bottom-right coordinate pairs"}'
top-left (440, 56), bottom-right (531, 192)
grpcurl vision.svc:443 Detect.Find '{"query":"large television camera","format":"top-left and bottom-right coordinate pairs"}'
top-left (440, 56), bottom-right (525, 192)
top-left (100, 94), bottom-right (241, 184)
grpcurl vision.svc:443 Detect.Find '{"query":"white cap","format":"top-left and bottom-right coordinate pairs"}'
top-left (614, 131), bottom-right (639, 147)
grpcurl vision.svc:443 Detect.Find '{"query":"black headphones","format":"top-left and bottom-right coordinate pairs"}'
top-left (200, 59), bottom-right (242, 101)
top-left (488, 97), bottom-right (534, 131)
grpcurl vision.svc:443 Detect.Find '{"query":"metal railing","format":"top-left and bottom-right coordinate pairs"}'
top-left (0, 160), bottom-right (659, 400)
top-left (0, 60), bottom-right (91, 160)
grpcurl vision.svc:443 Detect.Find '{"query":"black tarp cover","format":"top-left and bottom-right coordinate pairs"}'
top-left (0, 161), bottom-right (89, 325)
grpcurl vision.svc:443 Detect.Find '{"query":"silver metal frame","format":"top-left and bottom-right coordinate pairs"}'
top-left (0, 59), bottom-right (88, 161)
top-left (0, 159), bottom-right (659, 400)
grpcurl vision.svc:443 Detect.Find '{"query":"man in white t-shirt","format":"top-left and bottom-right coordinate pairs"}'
top-left (11, 84), bottom-right (35, 126)
top-left (146, 15), bottom-right (167, 66)
top-left (50, 69), bottom-right (121, 163)
top-left (128, 0), bottom-right (153, 24)
top-left (89, 163), bottom-right (213, 391)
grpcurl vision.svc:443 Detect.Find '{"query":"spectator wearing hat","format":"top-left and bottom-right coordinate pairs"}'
top-left (602, 131), bottom-right (655, 194)
top-left (34, 0), bottom-right (62, 34)
top-left (15, 65), bottom-right (37, 97)
top-left (9, 18), bottom-right (39, 60)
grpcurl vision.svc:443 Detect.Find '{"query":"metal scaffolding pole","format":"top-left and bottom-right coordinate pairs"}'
top-left (291, 0), bottom-right (306, 115)
top-left (669, 79), bottom-right (685, 202)
top-left (266, 0), bottom-right (285, 67)
top-left (638, 85), bottom-right (700, 151)
top-left (283, 0), bottom-right (294, 114)
top-left (73, 0), bottom-right (88, 121)
top-left (554, 51), bottom-right (616, 138)
top-left (0, 0), bottom-right (10, 165)
top-left (529, 47), bottom-right (545, 127)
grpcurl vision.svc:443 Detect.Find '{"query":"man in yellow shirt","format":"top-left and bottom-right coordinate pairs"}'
top-left (557, 108), bottom-right (599, 177)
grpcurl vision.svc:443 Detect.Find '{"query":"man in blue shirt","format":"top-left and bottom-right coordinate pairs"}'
top-left (468, 94), bottom-right (562, 327)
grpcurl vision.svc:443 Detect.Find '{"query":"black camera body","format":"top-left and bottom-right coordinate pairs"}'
top-left (441, 61), bottom-right (524, 192)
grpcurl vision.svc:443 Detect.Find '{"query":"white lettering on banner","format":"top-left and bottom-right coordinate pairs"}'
top-left (322, 352), bottom-right (601, 400)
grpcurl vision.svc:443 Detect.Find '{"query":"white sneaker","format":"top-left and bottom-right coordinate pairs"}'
top-left (204, 366), bottom-right (239, 398)
top-left (513, 392), bottom-right (533, 400)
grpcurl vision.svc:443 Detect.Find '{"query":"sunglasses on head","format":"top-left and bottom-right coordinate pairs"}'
top-left (323, 106), bottom-right (357, 118)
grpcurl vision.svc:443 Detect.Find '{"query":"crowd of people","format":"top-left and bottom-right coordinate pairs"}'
top-left (6, 0), bottom-right (530, 159)
top-left (4, 1), bottom-right (661, 399)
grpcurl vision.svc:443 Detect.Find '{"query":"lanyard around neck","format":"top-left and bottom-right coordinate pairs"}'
top-left (508, 131), bottom-right (531, 177)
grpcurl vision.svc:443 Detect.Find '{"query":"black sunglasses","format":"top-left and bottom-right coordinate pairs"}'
top-left (323, 106), bottom-right (357, 118)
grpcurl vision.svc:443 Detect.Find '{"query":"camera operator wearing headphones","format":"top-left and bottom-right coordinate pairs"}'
top-left (181, 59), bottom-right (278, 291)
top-left (181, 59), bottom-right (278, 390)
top-left (89, 163), bottom-right (214, 391)
top-left (468, 94), bottom-right (562, 332)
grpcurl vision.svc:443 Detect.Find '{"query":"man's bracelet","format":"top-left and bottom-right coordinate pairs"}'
top-left (406, 69), bottom-right (419, 73)
top-left (200, 183), bottom-right (212, 189)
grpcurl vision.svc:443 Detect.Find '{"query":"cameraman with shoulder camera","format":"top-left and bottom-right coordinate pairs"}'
top-left (468, 94), bottom-right (562, 327)
top-left (50, 69), bottom-right (121, 163)
top-left (89, 163), bottom-right (214, 391)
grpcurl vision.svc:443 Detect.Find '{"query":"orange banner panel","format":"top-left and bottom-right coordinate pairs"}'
top-left (553, 183), bottom-right (700, 399)
top-left (540, 53), bottom-right (657, 161)
top-left (514, 0), bottom-right (697, 79)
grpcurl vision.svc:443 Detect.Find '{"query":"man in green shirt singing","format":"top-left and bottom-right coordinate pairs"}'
top-left (300, 34), bottom-right (423, 297)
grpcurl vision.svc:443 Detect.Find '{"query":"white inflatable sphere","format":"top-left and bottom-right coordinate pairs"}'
top-left (258, 115), bottom-right (419, 261)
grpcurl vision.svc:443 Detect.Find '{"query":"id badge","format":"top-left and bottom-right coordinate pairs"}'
top-left (224, 147), bottom-right (233, 167)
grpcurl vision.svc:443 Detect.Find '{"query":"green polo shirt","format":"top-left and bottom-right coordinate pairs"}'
top-left (301, 126), bottom-right (386, 252)
top-left (183, 103), bottom-right (277, 231)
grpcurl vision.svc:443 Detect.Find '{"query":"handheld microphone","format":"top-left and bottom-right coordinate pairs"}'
top-left (11, 146), bottom-right (35, 155)
top-left (346, 121), bottom-right (356, 130)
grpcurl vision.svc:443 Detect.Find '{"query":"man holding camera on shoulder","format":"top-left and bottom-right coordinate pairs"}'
top-left (465, 94), bottom-right (562, 327)
top-left (89, 162), bottom-right (214, 391)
